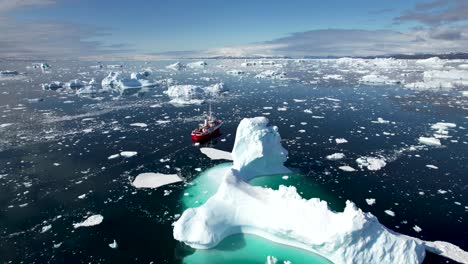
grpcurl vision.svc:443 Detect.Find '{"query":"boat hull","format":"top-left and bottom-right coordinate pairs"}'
top-left (191, 126), bottom-right (221, 141)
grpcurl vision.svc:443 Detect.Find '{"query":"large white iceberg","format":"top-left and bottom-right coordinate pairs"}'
top-left (173, 117), bottom-right (468, 264)
top-left (231, 117), bottom-right (290, 179)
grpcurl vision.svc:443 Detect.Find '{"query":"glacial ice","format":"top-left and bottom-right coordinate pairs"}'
top-left (173, 116), bottom-right (468, 264)
top-left (132, 172), bottom-right (182, 189)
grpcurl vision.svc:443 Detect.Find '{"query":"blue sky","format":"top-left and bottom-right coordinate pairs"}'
top-left (1, 0), bottom-right (468, 59)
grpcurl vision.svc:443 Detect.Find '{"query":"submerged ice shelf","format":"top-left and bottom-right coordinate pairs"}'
top-left (174, 117), bottom-right (468, 264)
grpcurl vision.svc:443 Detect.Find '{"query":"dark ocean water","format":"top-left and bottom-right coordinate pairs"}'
top-left (0, 60), bottom-right (466, 263)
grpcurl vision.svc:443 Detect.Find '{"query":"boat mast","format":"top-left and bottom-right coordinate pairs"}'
top-left (209, 103), bottom-right (212, 121)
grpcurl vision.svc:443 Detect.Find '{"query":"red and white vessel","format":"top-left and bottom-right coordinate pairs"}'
top-left (191, 105), bottom-right (222, 142)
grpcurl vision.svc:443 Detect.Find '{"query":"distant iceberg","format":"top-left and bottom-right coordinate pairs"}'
top-left (42, 81), bottom-right (64, 91)
top-left (0, 70), bottom-right (19, 75)
top-left (255, 70), bottom-right (286, 79)
top-left (101, 71), bottom-right (157, 92)
top-left (187, 61), bottom-right (207, 68)
top-left (164, 83), bottom-right (227, 105)
top-left (166, 62), bottom-right (186, 71)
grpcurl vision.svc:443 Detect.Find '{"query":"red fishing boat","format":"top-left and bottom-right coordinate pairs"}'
top-left (191, 104), bottom-right (222, 141)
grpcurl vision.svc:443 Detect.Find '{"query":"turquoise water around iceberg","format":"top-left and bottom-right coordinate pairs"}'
top-left (180, 163), bottom-right (339, 263)
top-left (183, 233), bottom-right (332, 264)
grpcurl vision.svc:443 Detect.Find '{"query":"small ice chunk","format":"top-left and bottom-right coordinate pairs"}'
top-left (413, 225), bottom-right (422, 233)
top-left (266, 256), bottom-right (278, 264)
top-left (426, 164), bottom-right (438, 169)
top-left (282, 175), bottom-right (289, 180)
top-left (437, 189), bottom-right (447, 194)
top-left (41, 224), bottom-right (52, 233)
top-left (335, 138), bottom-right (348, 144)
top-left (0, 123), bottom-right (13, 128)
top-left (132, 173), bottom-right (182, 189)
top-left (385, 210), bottom-right (395, 217)
top-left (108, 154), bottom-right (120, 160)
top-left (372, 117), bottom-right (390, 124)
top-left (326, 153), bottom-right (345, 160)
top-left (339, 166), bottom-right (356, 172)
top-left (356, 157), bottom-right (387, 171)
top-left (73, 214), bottom-right (104, 228)
top-left (130, 123), bottom-right (148, 128)
top-left (120, 151), bottom-right (137, 158)
top-left (418, 137), bottom-right (441, 146)
top-left (366, 198), bottom-right (376, 206)
top-left (109, 240), bottom-right (118, 249)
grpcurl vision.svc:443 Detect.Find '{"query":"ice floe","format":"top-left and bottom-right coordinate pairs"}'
top-left (73, 214), bottom-right (103, 228)
top-left (339, 165), bottom-right (356, 172)
top-left (132, 172), bottom-right (182, 188)
top-left (326, 153), bottom-right (345, 160)
top-left (335, 138), bottom-right (348, 144)
top-left (366, 198), bottom-right (376, 206)
top-left (418, 137), bottom-right (441, 146)
top-left (120, 151), bottom-right (137, 158)
top-left (200, 147), bottom-right (232, 160)
top-left (356, 156), bottom-right (387, 171)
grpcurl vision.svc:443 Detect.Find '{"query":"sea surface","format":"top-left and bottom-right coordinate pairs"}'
top-left (0, 60), bottom-right (466, 263)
